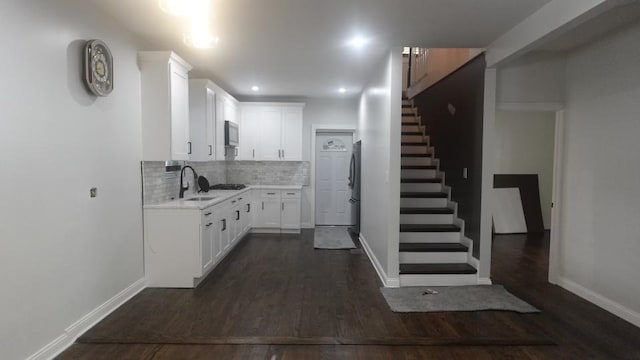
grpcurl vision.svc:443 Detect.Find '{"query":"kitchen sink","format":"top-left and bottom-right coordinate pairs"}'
top-left (184, 197), bottom-right (217, 202)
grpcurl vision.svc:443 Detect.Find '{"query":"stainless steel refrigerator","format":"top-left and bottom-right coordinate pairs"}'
top-left (348, 141), bottom-right (361, 236)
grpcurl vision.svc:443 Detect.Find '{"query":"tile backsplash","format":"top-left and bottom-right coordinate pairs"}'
top-left (142, 160), bottom-right (310, 205)
top-left (142, 161), bottom-right (226, 204)
top-left (226, 161), bottom-right (310, 186)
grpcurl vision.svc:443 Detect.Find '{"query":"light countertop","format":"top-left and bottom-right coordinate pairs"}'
top-left (144, 185), bottom-right (303, 210)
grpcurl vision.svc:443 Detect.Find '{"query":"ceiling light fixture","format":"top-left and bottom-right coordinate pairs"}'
top-left (338, 88), bottom-right (346, 93)
top-left (158, 0), bottom-right (196, 17)
top-left (348, 35), bottom-right (369, 49)
top-left (252, 86), bottom-right (260, 91)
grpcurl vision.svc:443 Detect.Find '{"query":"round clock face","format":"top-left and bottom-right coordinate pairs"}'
top-left (84, 40), bottom-right (113, 96)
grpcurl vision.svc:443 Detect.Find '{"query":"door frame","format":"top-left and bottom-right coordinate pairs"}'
top-left (490, 103), bottom-right (566, 284)
top-left (310, 125), bottom-right (356, 228)
top-left (548, 109), bottom-right (565, 284)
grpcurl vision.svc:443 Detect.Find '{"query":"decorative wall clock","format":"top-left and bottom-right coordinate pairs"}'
top-left (83, 40), bottom-right (113, 96)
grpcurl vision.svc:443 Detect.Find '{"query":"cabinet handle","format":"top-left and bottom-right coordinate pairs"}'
top-left (278, 149), bottom-right (281, 158)
top-left (252, 149), bottom-right (255, 159)
top-left (267, 192), bottom-right (276, 195)
top-left (238, 198), bottom-right (243, 201)
top-left (209, 145), bottom-right (212, 156)
top-left (205, 212), bottom-right (212, 216)
top-left (282, 149), bottom-right (285, 159)
top-left (188, 142), bottom-right (192, 155)
top-left (262, 201), bottom-right (264, 210)
top-left (247, 204), bottom-right (250, 213)
top-left (236, 210), bottom-right (240, 220)
top-left (222, 219), bottom-right (226, 231)
top-left (287, 193), bottom-right (295, 195)
top-left (232, 200), bottom-right (236, 204)
top-left (205, 222), bottom-right (213, 227)
top-left (281, 202), bottom-right (284, 211)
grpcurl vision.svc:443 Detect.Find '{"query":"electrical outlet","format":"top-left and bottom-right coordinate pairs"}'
top-left (90, 187), bottom-right (98, 198)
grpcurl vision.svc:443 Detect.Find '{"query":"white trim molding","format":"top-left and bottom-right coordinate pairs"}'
top-left (558, 277), bottom-right (640, 329)
top-left (359, 234), bottom-right (400, 288)
top-left (27, 278), bottom-right (146, 360)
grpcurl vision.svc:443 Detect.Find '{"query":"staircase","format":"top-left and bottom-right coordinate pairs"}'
top-left (399, 97), bottom-right (478, 286)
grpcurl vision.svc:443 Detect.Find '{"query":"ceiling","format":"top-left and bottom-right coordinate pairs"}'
top-left (534, 0), bottom-right (640, 53)
top-left (92, 0), bottom-right (553, 98)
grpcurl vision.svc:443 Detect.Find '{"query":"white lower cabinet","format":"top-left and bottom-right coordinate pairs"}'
top-left (144, 187), bottom-right (300, 288)
top-left (254, 189), bottom-right (301, 233)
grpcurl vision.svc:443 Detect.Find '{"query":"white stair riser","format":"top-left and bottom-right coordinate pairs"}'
top-left (401, 157), bottom-right (433, 166)
top-left (400, 274), bottom-right (477, 286)
top-left (402, 135), bottom-right (425, 143)
top-left (401, 183), bottom-right (442, 192)
top-left (399, 252), bottom-right (467, 263)
top-left (403, 112), bottom-right (415, 117)
top-left (402, 100), bottom-right (412, 106)
top-left (400, 232), bottom-right (461, 243)
top-left (400, 213), bottom-right (454, 224)
top-left (401, 169), bottom-right (437, 178)
top-left (402, 125), bottom-right (421, 132)
top-left (400, 197), bottom-right (448, 207)
top-left (401, 146), bottom-right (429, 154)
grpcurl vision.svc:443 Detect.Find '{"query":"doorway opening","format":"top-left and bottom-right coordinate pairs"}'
top-left (491, 109), bottom-right (564, 286)
top-left (314, 132), bottom-right (354, 226)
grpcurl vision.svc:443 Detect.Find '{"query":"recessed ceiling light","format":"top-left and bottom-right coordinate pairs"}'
top-left (338, 88), bottom-right (346, 93)
top-left (251, 86), bottom-right (260, 91)
top-left (348, 35), bottom-right (369, 49)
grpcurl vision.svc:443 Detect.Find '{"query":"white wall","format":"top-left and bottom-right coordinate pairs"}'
top-left (497, 52), bottom-right (566, 106)
top-left (557, 20), bottom-right (640, 327)
top-left (494, 111), bottom-right (556, 229)
top-left (0, 1), bottom-right (145, 359)
top-left (302, 98), bottom-right (358, 227)
top-left (356, 49), bottom-right (402, 285)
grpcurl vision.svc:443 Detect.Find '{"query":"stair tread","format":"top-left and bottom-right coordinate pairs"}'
top-left (401, 165), bottom-right (437, 170)
top-left (401, 178), bottom-right (442, 183)
top-left (402, 142), bottom-right (428, 146)
top-left (401, 132), bottom-right (423, 135)
top-left (400, 224), bottom-right (461, 232)
top-left (399, 243), bottom-right (468, 252)
top-left (400, 263), bottom-right (477, 275)
top-left (402, 122), bottom-right (419, 125)
top-left (400, 192), bottom-right (447, 198)
top-left (401, 154), bottom-right (432, 157)
top-left (400, 207), bottom-right (454, 214)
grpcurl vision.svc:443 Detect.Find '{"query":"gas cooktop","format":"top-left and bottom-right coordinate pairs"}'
top-left (210, 184), bottom-right (247, 190)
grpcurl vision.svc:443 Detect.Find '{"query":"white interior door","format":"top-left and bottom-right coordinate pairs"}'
top-left (315, 133), bottom-right (353, 226)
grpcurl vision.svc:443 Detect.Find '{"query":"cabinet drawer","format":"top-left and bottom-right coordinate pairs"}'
top-left (281, 190), bottom-right (301, 199)
top-left (261, 190), bottom-right (281, 198)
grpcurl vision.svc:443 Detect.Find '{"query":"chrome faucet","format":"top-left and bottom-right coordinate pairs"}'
top-left (179, 165), bottom-right (198, 199)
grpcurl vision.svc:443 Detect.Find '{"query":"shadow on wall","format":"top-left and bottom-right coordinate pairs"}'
top-left (412, 54), bottom-right (486, 258)
top-left (67, 39), bottom-right (97, 106)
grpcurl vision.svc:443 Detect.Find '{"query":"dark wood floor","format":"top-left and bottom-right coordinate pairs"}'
top-left (57, 231), bottom-right (640, 359)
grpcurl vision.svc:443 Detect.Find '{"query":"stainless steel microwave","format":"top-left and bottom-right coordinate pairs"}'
top-left (225, 121), bottom-right (239, 147)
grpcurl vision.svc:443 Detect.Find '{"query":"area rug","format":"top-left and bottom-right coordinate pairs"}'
top-left (314, 226), bottom-right (356, 249)
top-left (381, 285), bottom-right (540, 313)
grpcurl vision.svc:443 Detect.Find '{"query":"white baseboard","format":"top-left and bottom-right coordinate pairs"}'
top-left (478, 278), bottom-right (493, 285)
top-left (27, 278), bottom-right (147, 360)
top-left (301, 222), bottom-right (314, 229)
top-left (558, 276), bottom-right (640, 329)
top-left (359, 234), bottom-right (400, 288)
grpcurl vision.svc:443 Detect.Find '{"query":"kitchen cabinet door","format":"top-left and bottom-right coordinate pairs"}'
top-left (259, 191), bottom-right (281, 228)
top-left (189, 81), bottom-right (216, 161)
top-left (231, 203), bottom-right (242, 245)
top-left (242, 201), bottom-right (252, 233)
top-left (213, 214), bottom-right (225, 260)
top-left (257, 107), bottom-right (283, 161)
top-left (201, 219), bottom-right (215, 273)
top-left (238, 107), bottom-right (259, 160)
top-left (220, 216), bottom-right (230, 252)
top-left (170, 63), bottom-right (191, 160)
top-left (215, 97), bottom-right (226, 160)
top-left (281, 107), bottom-right (303, 161)
top-left (281, 198), bottom-right (301, 229)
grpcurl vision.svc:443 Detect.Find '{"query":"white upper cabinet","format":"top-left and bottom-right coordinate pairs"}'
top-left (189, 79), bottom-right (216, 161)
top-left (281, 106), bottom-right (303, 161)
top-left (238, 103), bottom-right (305, 161)
top-left (138, 51), bottom-right (193, 161)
